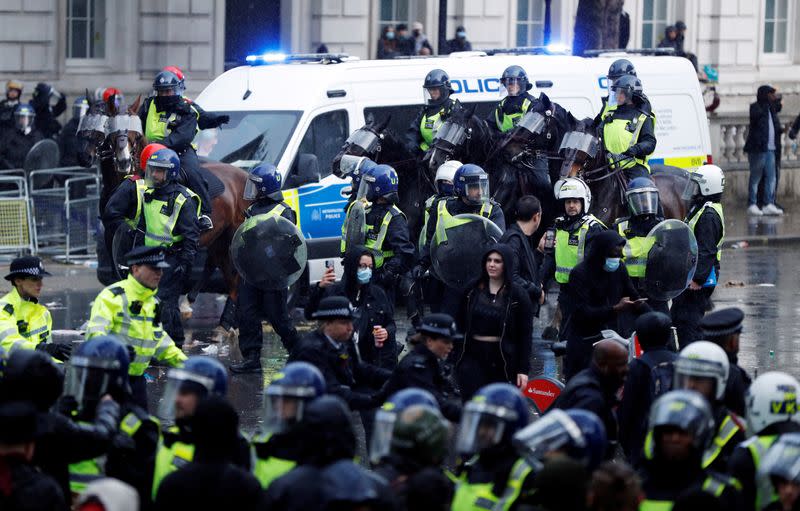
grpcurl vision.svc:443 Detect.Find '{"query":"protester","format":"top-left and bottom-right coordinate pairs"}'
top-left (501, 195), bottom-right (545, 313)
top-left (30, 82), bottom-right (66, 139)
top-left (411, 21), bottom-right (433, 55)
top-left (744, 85), bottom-right (783, 216)
top-left (444, 25), bottom-right (472, 54)
top-left (377, 25), bottom-right (400, 60)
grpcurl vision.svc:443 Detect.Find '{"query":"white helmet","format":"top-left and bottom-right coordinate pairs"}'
top-left (746, 372), bottom-right (800, 434)
top-left (675, 341), bottom-right (730, 401)
top-left (685, 164), bottom-right (724, 198)
top-left (435, 160), bottom-right (462, 195)
top-left (554, 177), bottom-right (592, 212)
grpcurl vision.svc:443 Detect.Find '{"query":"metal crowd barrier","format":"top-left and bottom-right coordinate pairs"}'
top-left (0, 174), bottom-right (36, 255)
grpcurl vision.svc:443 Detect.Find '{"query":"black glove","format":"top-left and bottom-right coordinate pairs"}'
top-left (607, 152), bottom-right (626, 168)
top-left (36, 342), bottom-right (72, 361)
top-left (172, 263), bottom-right (189, 281)
top-left (214, 115), bottom-right (230, 127)
top-left (411, 264), bottom-right (427, 280)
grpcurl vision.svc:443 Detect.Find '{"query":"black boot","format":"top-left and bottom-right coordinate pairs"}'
top-left (230, 353), bottom-right (261, 374)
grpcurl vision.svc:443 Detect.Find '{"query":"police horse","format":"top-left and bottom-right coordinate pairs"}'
top-left (77, 96), bottom-right (249, 334)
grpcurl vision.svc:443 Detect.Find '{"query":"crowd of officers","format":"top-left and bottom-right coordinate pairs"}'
top-left (0, 58), bottom-right (782, 511)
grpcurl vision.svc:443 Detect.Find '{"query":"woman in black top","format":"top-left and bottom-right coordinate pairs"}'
top-left (454, 244), bottom-right (533, 400)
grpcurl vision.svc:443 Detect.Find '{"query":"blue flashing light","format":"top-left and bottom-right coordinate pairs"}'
top-left (546, 43), bottom-right (570, 54)
top-left (245, 52), bottom-right (288, 64)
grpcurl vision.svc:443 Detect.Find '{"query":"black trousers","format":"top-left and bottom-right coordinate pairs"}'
top-left (671, 286), bottom-right (715, 348)
top-left (237, 280), bottom-right (298, 356)
top-left (179, 148), bottom-right (212, 216)
top-left (129, 375), bottom-right (148, 411)
top-left (157, 257), bottom-right (185, 346)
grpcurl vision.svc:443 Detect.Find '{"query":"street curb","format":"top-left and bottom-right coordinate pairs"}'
top-left (723, 234), bottom-right (800, 248)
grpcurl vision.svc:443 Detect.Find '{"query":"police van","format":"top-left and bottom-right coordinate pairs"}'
top-left (194, 50), bottom-right (712, 281)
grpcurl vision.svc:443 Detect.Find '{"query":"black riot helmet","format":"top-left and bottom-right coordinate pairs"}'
top-left (1, 349), bottom-right (63, 412)
top-left (607, 59), bottom-right (637, 84)
top-left (423, 69), bottom-right (452, 106)
top-left (500, 65), bottom-right (532, 96)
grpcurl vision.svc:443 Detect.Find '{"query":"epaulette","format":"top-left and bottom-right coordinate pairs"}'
top-left (109, 286), bottom-right (125, 296)
top-left (2, 303), bottom-right (13, 316)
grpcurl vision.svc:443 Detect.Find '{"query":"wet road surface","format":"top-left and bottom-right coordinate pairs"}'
top-left (34, 241), bottom-right (800, 433)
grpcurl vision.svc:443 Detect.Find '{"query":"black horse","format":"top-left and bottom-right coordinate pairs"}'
top-left (421, 105), bottom-right (494, 177)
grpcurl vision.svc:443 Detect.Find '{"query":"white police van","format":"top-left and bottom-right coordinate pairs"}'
top-left (194, 50), bottom-right (711, 280)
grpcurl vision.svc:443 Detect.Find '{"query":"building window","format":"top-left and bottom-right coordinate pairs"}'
top-left (379, 0), bottom-right (409, 29)
top-left (642, 0), bottom-right (668, 48)
top-left (66, 0), bottom-right (106, 59)
top-left (764, 0), bottom-right (789, 53)
top-left (516, 0), bottom-right (546, 47)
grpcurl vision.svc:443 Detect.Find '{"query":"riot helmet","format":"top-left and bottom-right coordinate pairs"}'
top-left (423, 69), bottom-right (452, 106)
top-left (454, 163), bottom-right (489, 205)
top-left (555, 177), bottom-right (592, 215)
top-left (339, 155), bottom-right (377, 195)
top-left (647, 390), bottom-right (716, 459)
top-left (63, 336), bottom-right (129, 414)
top-left (746, 372), bottom-right (800, 435)
top-left (13, 103), bottom-right (35, 133)
top-left (455, 383), bottom-right (530, 456)
top-left (72, 96), bottom-right (90, 119)
top-left (244, 163), bottom-right (284, 201)
top-left (140, 143), bottom-right (167, 171)
top-left (144, 148), bottom-right (181, 188)
top-left (159, 356), bottom-right (228, 422)
top-left (389, 404), bottom-right (450, 467)
top-left (163, 65), bottom-right (186, 95)
top-left (674, 341), bottom-right (730, 402)
top-left (5, 79), bottom-right (22, 100)
top-left (607, 59), bottom-right (636, 84)
top-left (103, 87), bottom-right (124, 110)
top-left (761, 433), bottom-right (800, 485)
top-left (370, 388), bottom-right (439, 465)
top-left (513, 409), bottom-right (607, 471)
top-left (500, 65), bottom-right (532, 98)
top-left (609, 75), bottom-right (639, 107)
top-left (360, 164), bottom-right (398, 203)
top-left (263, 361), bottom-right (325, 434)
top-left (683, 164), bottom-right (724, 201)
top-left (626, 177), bottom-right (660, 216)
top-left (153, 70), bottom-right (181, 94)
top-left (434, 160), bottom-right (462, 196)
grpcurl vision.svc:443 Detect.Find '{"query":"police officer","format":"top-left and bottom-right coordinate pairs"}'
top-left (30, 82), bottom-right (66, 139)
top-left (452, 383), bottom-right (533, 510)
top-left (405, 69), bottom-right (464, 155)
top-left (613, 177), bottom-right (667, 313)
top-left (0, 103), bottom-right (44, 169)
top-left (61, 336), bottom-right (160, 505)
top-left (600, 74), bottom-right (656, 183)
top-left (728, 372), bottom-right (800, 511)
top-left (374, 314), bottom-right (462, 422)
top-left (491, 65), bottom-right (540, 134)
top-left (251, 361), bottom-right (326, 489)
top-left (0, 79), bottom-right (23, 133)
top-left (58, 96), bottom-right (90, 167)
top-left (138, 70), bottom-right (213, 231)
top-left (597, 59), bottom-right (637, 122)
top-left (86, 246), bottom-right (187, 409)
top-left (162, 65), bottom-right (230, 131)
top-left (672, 164), bottom-right (725, 347)
top-left (138, 147), bottom-right (200, 348)
top-left (369, 387), bottom-right (441, 466)
top-left (0, 256), bottom-right (69, 362)
top-left (760, 434), bottom-right (800, 511)
top-left (670, 341), bottom-right (746, 473)
top-left (700, 308), bottom-right (751, 416)
top-left (230, 163), bottom-right (300, 373)
top-left (639, 390), bottom-right (742, 510)
top-left (152, 355), bottom-right (249, 498)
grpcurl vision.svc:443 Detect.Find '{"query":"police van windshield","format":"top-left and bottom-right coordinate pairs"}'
top-left (194, 110), bottom-right (302, 170)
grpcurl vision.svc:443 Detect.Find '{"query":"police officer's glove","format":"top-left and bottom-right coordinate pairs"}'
top-left (411, 264), bottom-right (428, 280)
top-left (172, 264), bottom-right (189, 281)
top-left (111, 432), bottom-right (136, 451)
top-left (36, 342), bottom-right (72, 361)
top-left (214, 115), bottom-right (230, 127)
top-left (607, 152), bottom-right (625, 168)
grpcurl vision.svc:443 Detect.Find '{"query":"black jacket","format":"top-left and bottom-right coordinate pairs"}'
top-left (539, 214), bottom-right (606, 285)
top-left (724, 360), bottom-right (752, 417)
top-left (599, 103), bottom-right (657, 160)
top-left (639, 457), bottom-right (742, 511)
top-left (404, 98), bottom-right (465, 155)
top-left (456, 244), bottom-right (534, 379)
top-left (686, 199), bottom-right (723, 286)
top-left (31, 93), bottom-right (66, 139)
top-left (365, 202), bottom-right (415, 284)
top-left (501, 223), bottom-right (542, 308)
top-left (154, 462), bottom-right (264, 511)
top-left (0, 455), bottom-right (68, 511)
top-left (0, 127), bottom-right (44, 169)
top-left (706, 404), bottom-right (746, 474)
top-left (288, 329), bottom-right (391, 410)
top-left (245, 198), bottom-right (297, 222)
top-left (138, 96), bottom-right (198, 154)
top-left (57, 117), bottom-right (82, 167)
top-left (552, 365), bottom-right (620, 448)
top-left (0, 98), bottom-right (19, 131)
top-left (618, 347), bottom-right (677, 465)
top-left (104, 402), bottom-right (160, 507)
top-left (101, 177), bottom-right (140, 253)
top-left (444, 37), bottom-right (472, 54)
top-left (744, 87), bottom-right (783, 160)
top-left (305, 247), bottom-right (397, 369)
top-left (374, 342), bottom-right (462, 422)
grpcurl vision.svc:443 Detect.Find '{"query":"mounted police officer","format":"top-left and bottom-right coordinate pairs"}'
top-left (0, 103), bottom-right (44, 170)
top-left (230, 163), bottom-right (300, 374)
top-left (490, 65), bottom-right (539, 134)
top-left (252, 361), bottom-right (326, 489)
top-left (672, 164), bottom-right (725, 346)
top-left (86, 246), bottom-right (187, 409)
top-left (138, 70), bottom-right (213, 231)
top-left (639, 390), bottom-right (742, 509)
top-left (162, 65), bottom-right (230, 131)
top-left (600, 74), bottom-right (656, 183)
top-left (728, 372), bottom-right (800, 511)
top-left (613, 177), bottom-right (667, 313)
top-left (58, 96), bottom-right (90, 167)
top-left (0, 256), bottom-right (69, 362)
top-left (598, 59), bottom-right (637, 121)
top-left (405, 69), bottom-right (464, 155)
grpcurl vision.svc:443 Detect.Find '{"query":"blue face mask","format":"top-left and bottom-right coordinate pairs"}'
top-left (356, 267), bottom-right (372, 284)
top-left (603, 257), bottom-right (621, 272)
top-left (457, 31), bottom-right (466, 39)
top-left (386, 31), bottom-right (395, 40)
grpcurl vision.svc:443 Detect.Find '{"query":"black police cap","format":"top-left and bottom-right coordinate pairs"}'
top-left (125, 246), bottom-right (170, 268)
top-left (4, 256), bottom-right (51, 281)
top-left (312, 296), bottom-right (354, 320)
top-left (418, 313), bottom-right (458, 339)
top-left (700, 308), bottom-right (744, 338)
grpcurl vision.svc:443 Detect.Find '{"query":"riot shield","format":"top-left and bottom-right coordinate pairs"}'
top-left (342, 199), bottom-right (367, 251)
top-left (111, 223), bottom-right (141, 281)
top-left (23, 139), bottom-right (60, 171)
top-left (230, 214), bottom-right (308, 290)
top-left (430, 213), bottom-right (503, 291)
top-left (643, 219), bottom-right (698, 301)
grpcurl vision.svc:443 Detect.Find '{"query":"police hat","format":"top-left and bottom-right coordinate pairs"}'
top-left (125, 246), bottom-right (170, 268)
top-left (700, 308), bottom-right (744, 338)
top-left (4, 256), bottom-right (51, 281)
top-left (0, 400), bottom-right (39, 444)
top-left (418, 313), bottom-right (458, 339)
top-left (312, 296), bottom-right (354, 320)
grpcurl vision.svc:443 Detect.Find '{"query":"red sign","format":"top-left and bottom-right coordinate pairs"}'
top-left (523, 377), bottom-right (565, 413)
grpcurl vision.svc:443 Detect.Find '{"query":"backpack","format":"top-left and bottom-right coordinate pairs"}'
top-left (638, 353), bottom-right (675, 401)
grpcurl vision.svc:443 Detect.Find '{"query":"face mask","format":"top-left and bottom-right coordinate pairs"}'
top-left (413, 29), bottom-right (421, 37)
top-left (356, 267), bottom-right (372, 284)
top-left (457, 31), bottom-right (466, 39)
top-left (154, 95), bottom-right (179, 111)
top-left (603, 257), bottom-right (621, 272)
top-left (386, 31), bottom-right (395, 40)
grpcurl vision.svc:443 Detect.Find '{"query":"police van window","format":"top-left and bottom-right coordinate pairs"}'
top-left (290, 109), bottom-right (349, 182)
top-left (198, 111), bottom-right (301, 169)
top-left (364, 102), bottom-right (496, 135)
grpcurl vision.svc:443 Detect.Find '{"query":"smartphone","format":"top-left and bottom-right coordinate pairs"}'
top-left (324, 259), bottom-right (335, 270)
top-left (635, 297), bottom-right (649, 302)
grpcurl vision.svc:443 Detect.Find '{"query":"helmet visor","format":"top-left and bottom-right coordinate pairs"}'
top-left (339, 154), bottom-right (367, 178)
top-left (761, 442), bottom-right (800, 483)
top-left (144, 165), bottom-right (169, 188)
top-left (463, 178), bottom-right (490, 205)
top-left (357, 174), bottom-right (373, 201)
top-left (423, 86), bottom-right (445, 105)
top-left (262, 392), bottom-right (307, 435)
top-left (559, 132), bottom-right (600, 158)
top-left (681, 178), bottom-right (701, 201)
top-left (369, 409), bottom-right (397, 465)
top-left (73, 103), bottom-right (90, 119)
top-left (512, 410), bottom-right (585, 469)
top-left (517, 111), bottom-right (547, 136)
top-left (499, 78), bottom-right (525, 98)
top-left (627, 189), bottom-right (659, 216)
top-left (64, 358), bottom-right (114, 413)
top-left (345, 129), bottom-right (380, 154)
top-left (243, 175), bottom-right (261, 200)
top-left (78, 113), bottom-right (109, 135)
top-left (157, 368), bottom-right (214, 423)
top-left (455, 403), bottom-right (507, 455)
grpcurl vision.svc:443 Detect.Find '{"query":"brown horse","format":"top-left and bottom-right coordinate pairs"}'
top-left (77, 95), bottom-right (249, 331)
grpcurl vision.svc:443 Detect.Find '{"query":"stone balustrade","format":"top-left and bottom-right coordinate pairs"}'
top-left (709, 114), bottom-right (800, 170)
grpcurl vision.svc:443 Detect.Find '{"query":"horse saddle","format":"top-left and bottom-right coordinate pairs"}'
top-left (178, 165), bottom-right (225, 200)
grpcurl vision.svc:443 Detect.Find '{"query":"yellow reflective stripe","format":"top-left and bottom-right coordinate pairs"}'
top-left (143, 193), bottom-right (189, 247)
top-left (687, 202), bottom-right (724, 263)
top-left (0, 327), bottom-right (19, 338)
top-left (492, 459), bottom-right (533, 511)
top-left (640, 500), bottom-right (674, 511)
top-left (120, 412), bottom-right (143, 437)
top-left (496, 98), bottom-right (532, 132)
top-left (554, 216), bottom-right (602, 284)
top-left (702, 415), bottom-right (741, 469)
